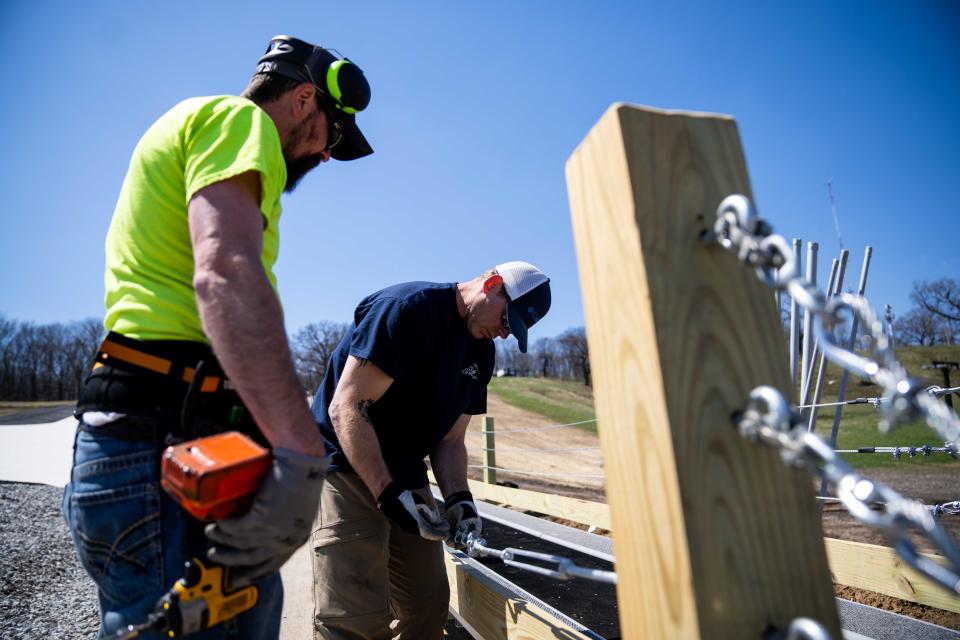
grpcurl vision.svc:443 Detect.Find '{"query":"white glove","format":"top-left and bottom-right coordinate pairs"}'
top-left (443, 491), bottom-right (482, 548)
top-left (376, 482), bottom-right (450, 540)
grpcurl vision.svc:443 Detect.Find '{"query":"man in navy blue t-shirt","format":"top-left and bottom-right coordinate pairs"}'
top-left (310, 261), bottom-right (551, 640)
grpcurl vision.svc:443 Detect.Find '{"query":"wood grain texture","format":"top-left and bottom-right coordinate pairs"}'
top-left (565, 103), bottom-right (841, 638)
top-left (825, 538), bottom-right (960, 614)
top-left (469, 477), bottom-right (612, 531)
top-left (445, 552), bottom-right (595, 640)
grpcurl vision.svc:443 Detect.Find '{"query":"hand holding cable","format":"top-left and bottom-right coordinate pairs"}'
top-left (443, 490), bottom-right (483, 549)
top-left (205, 448), bottom-right (330, 585)
top-left (377, 482), bottom-right (450, 540)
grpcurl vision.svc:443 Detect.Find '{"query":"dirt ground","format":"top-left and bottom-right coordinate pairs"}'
top-left (464, 395), bottom-right (960, 632)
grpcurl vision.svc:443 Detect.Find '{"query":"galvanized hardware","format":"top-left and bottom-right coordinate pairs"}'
top-left (834, 443), bottom-right (958, 459)
top-left (738, 386), bottom-right (960, 595)
top-left (928, 385), bottom-right (960, 399)
top-left (784, 617), bottom-right (832, 640)
top-left (932, 501), bottom-right (960, 518)
top-left (457, 532), bottom-right (618, 585)
top-left (707, 194), bottom-right (960, 446)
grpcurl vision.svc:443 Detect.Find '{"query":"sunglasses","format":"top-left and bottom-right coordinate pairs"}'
top-left (324, 115), bottom-right (343, 152)
top-left (304, 66), bottom-right (345, 153)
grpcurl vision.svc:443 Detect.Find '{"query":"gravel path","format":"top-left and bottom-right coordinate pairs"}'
top-left (0, 482), bottom-right (99, 640)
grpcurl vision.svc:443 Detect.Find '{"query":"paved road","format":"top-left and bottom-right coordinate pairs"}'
top-left (0, 405), bottom-right (75, 425)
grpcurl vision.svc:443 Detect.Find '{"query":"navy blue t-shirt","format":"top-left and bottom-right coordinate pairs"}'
top-left (312, 282), bottom-right (494, 488)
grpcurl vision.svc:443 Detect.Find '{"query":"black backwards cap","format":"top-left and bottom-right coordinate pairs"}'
top-left (497, 261), bottom-right (552, 354)
top-left (255, 35), bottom-right (372, 161)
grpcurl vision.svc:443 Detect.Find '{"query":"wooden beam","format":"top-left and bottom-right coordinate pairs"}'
top-left (565, 104), bottom-right (842, 638)
top-left (449, 474), bottom-right (611, 530)
top-left (825, 538), bottom-right (960, 614)
top-left (445, 551), bottom-right (596, 640)
top-left (436, 469), bottom-right (957, 615)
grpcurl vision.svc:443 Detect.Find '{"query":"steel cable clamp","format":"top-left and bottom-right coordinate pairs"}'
top-left (455, 532), bottom-right (618, 585)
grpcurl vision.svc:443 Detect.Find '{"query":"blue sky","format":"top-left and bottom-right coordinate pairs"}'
top-left (1, 1), bottom-right (957, 345)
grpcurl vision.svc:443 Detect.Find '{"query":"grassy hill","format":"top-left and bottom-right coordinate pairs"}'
top-left (487, 377), bottom-right (596, 431)
top-left (488, 344), bottom-right (960, 469)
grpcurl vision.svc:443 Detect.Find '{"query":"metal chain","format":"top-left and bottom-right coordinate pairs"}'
top-left (453, 532), bottom-right (618, 585)
top-left (705, 194), bottom-right (960, 594)
top-left (737, 385), bottom-right (960, 595)
top-left (706, 194), bottom-right (960, 446)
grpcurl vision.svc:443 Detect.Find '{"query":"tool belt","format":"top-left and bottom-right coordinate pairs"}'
top-left (76, 332), bottom-right (265, 446)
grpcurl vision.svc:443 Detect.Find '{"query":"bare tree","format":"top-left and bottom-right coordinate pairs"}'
top-left (0, 316), bottom-right (103, 400)
top-left (558, 327), bottom-right (591, 387)
top-left (292, 321), bottom-right (349, 393)
top-left (910, 278), bottom-right (960, 344)
top-left (528, 337), bottom-right (559, 378)
top-left (64, 319), bottom-right (105, 397)
top-left (894, 308), bottom-right (943, 346)
top-left (494, 339), bottom-right (533, 376)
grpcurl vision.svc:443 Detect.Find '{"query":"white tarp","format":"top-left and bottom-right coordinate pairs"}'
top-left (0, 417), bottom-right (77, 487)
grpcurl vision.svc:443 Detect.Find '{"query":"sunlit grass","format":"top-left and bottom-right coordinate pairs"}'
top-left (487, 377), bottom-right (596, 431)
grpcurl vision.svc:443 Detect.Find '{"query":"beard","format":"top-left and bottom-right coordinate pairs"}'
top-left (282, 115), bottom-right (325, 193)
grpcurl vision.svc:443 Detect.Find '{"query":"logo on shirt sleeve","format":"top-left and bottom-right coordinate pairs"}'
top-left (461, 363), bottom-right (478, 380)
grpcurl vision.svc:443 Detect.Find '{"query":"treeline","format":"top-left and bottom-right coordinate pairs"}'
top-left (893, 278), bottom-right (960, 346)
top-left (776, 276), bottom-right (959, 349)
top-left (8, 274), bottom-right (956, 402)
top-left (1, 315), bottom-right (592, 401)
top-left (0, 316), bottom-right (103, 401)
top-left (495, 327), bottom-right (591, 386)
top-left (291, 322), bottom-right (593, 390)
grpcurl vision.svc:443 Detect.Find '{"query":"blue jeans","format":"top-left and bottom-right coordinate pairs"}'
top-left (62, 423), bottom-right (283, 639)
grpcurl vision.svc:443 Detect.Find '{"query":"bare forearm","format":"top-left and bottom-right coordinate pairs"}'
top-left (431, 440), bottom-right (469, 499)
top-left (331, 399), bottom-right (393, 496)
top-left (195, 263), bottom-right (325, 456)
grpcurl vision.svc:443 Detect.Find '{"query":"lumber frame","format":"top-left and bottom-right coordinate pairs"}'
top-left (565, 104), bottom-right (841, 638)
top-left (464, 476), bottom-right (611, 531)
top-left (436, 475), bottom-right (957, 614)
top-left (825, 538), bottom-right (960, 614)
top-left (444, 550), bottom-right (595, 640)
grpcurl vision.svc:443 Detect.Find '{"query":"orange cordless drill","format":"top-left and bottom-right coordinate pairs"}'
top-left (115, 432), bottom-right (271, 639)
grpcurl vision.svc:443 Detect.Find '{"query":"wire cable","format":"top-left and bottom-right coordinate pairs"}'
top-left (479, 446), bottom-right (601, 453)
top-left (467, 464), bottom-right (606, 480)
top-left (480, 418), bottom-right (597, 434)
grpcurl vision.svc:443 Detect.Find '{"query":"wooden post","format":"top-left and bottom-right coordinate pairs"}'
top-left (565, 104), bottom-right (841, 638)
top-left (482, 416), bottom-right (496, 485)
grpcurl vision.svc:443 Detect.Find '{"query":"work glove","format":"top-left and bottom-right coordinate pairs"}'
top-left (443, 491), bottom-right (483, 548)
top-left (376, 482), bottom-right (450, 541)
top-left (205, 448), bottom-right (330, 586)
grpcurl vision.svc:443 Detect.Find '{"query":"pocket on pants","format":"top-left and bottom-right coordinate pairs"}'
top-left (67, 434), bottom-right (163, 606)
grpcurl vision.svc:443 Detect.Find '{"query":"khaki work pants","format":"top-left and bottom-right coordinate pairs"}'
top-left (311, 472), bottom-right (449, 640)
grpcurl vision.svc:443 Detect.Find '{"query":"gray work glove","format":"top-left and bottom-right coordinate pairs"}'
top-left (443, 490), bottom-right (483, 548)
top-left (376, 482), bottom-right (450, 541)
top-left (205, 448), bottom-right (329, 586)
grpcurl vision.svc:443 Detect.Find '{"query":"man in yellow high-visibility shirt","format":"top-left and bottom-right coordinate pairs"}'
top-left (63, 35), bottom-right (373, 638)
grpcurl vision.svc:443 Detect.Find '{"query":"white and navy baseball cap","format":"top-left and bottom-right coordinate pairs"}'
top-left (497, 261), bottom-right (551, 353)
